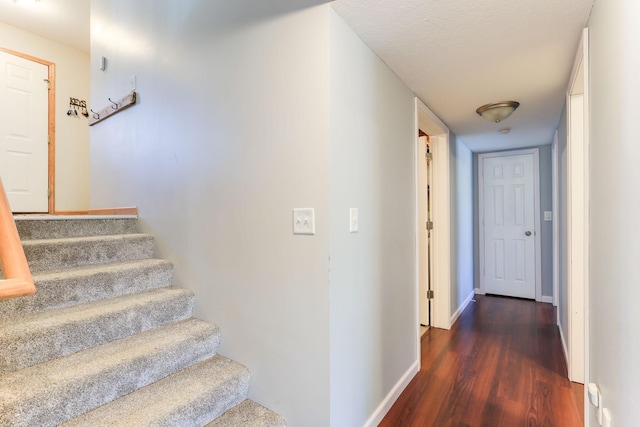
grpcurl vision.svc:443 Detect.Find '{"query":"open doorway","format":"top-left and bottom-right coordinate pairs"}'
top-left (0, 32), bottom-right (90, 212)
top-left (418, 130), bottom-right (433, 335)
top-left (415, 98), bottom-right (451, 346)
top-left (560, 28), bottom-right (589, 387)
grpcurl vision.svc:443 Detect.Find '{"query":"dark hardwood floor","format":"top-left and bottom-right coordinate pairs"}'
top-left (380, 295), bottom-right (584, 427)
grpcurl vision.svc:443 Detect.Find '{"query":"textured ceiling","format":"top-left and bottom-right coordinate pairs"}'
top-left (0, 0), bottom-right (89, 52)
top-left (332, 0), bottom-right (594, 152)
top-left (1, 0), bottom-right (595, 152)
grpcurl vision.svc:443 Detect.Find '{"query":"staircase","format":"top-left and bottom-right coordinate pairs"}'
top-left (0, 216), bottom-right (286, 427)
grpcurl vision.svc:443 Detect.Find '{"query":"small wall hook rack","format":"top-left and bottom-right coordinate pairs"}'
top-left (88, 92), bottom-right (137, 126)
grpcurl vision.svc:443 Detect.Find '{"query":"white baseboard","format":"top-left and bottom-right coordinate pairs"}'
top-left (540, 296), bottom-right (553, 304)
top-left (558, 322), bottom-right (569, 369)
top-left (450, 290), bottom-right (475, 326)
top-left (363, 359), bottom-right (419, 427)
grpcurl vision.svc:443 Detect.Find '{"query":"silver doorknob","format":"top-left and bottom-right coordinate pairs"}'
top-left (525, 231), bottom-right (532, 236)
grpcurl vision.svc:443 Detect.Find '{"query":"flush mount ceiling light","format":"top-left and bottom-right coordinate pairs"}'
top-left (476, 101), bottom-right (520, 123)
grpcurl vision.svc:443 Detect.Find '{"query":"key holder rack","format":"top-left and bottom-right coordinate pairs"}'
top-left (88, 91), bottom-right (137, 126)
top-left (68, 97), bottom-right (88, 118)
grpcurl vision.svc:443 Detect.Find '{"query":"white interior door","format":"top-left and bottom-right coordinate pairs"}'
top-left (481, 152), bottom-right (536, 299)
top-left (0, 51), bottom-right (49, 213)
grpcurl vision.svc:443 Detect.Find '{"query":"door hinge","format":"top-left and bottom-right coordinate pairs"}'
top-left (43, 79), bottom-right (50, 90)
top-left (426, 221), bottom-right (434, 230)
top-left (427, 290), bottom-right (434, 299)
top-left (48, 189), bottom-right (51, 198)
top-left (425, 152), bottom-right (432, 162)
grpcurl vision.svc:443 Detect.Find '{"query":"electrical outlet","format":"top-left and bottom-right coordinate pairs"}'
top-left (350, 208), bottom-right (359, 233)
top-left (598, 390), bottom-right (603, 425)
top-left (293, 208), bottom-right (315, 235)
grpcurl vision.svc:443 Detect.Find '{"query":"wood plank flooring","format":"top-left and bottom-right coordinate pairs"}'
top-left (380, 295), bottom-right (584, 427)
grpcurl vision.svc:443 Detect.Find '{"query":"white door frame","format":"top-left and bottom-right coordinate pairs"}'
top-left (477, 148), bottom-right (543, 302)
top-left (565, 28), bottom-right (589, 388)
top-left (415, 98), bottom-right (451, 338)
top-left (552, 131), bottom-right (559, 308)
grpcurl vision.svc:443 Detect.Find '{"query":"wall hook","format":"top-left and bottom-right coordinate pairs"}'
top-left (91, 109), bottom-right (100, 120)
top-left (108, 98), bottom-right (118, 110)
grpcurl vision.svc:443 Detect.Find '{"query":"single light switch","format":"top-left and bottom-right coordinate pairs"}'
top-left (293, 208), bottom-right (315, 235)
top-left (544, 211), bottom-right (553, 221)
top-left (350, 208), bottom-right (359, 233)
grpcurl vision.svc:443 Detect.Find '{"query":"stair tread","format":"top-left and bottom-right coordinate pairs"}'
top-left (15, 217), bottom-right (138, 240)
top-left (0, 287), bottom-right (194, 373)
top-left (0, 259), bottom-right (174, 320)
top-left (31, 257), bottom-right (171, 280)
top-left (207, 400), bottom-right (287, 427)
top-left (0, 318), bottom-right (220, 427)
top-left (23, 232), bottom-right (153, 245)
top-left (61, 355), bottom-right (251, 427)
top-left (20, 233), bottom-right (156, 273)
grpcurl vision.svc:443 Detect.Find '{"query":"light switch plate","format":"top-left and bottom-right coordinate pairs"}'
top-left (293, 208), bottom-right (315, 235)
top-left (544, 211), bottom-right (553, 221)
top-left (350, 208), bottom-right (359, 233)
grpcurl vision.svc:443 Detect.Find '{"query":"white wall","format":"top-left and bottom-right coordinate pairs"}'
top-left (449, 134), bottom-right (474, 316)
top-left (91, 1), bottom-right (331, 425)
top-left (91, 1), bottom-right (420, 425)
top-left (0, 21), bottom-right (90, 210)
top-left (587, 0), bottom-right (640, 424)
top-left (328, 10), bottom-right (417, 426)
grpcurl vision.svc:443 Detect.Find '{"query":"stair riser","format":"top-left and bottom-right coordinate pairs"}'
top-left (21, 234), bottom-right (155, 273)
top-left (15, 218), bottom-right (138, 240)
top-left (1, 320), bottom-right (220, 427)
top-left (0, 288), bottom-right (194, 373)
top-left (0, 261), bottom-right (174, 320)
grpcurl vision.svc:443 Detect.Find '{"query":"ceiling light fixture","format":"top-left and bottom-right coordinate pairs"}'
top-left (476, 101), bottom-right (520, 123)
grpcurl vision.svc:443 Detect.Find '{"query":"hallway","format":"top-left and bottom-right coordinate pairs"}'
top-left (380, 295), bottom-right (583, 426)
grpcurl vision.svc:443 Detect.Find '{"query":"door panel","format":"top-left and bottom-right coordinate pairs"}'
top-left (418, 135), bottom-right (432, 327)
top-left (0, 51), bottom-right (49, 212)
top-left (483, 153), bottom-right (536, 299)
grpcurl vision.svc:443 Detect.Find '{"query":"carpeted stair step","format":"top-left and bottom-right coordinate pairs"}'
top-left (0, 259), bottom-right (174, 320)
top-left (0, 318), bottom-right (220, 427)
top-left (15, 216), bottom-right (138, 240)
top-left (21, 233), bottom-right (155, 273)
top-left (0, 286), bottom-right (194, 373)
top-left (207, 399), bottom-right (287, 427)
top-left (61, 355), bottom-right (251, 427)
